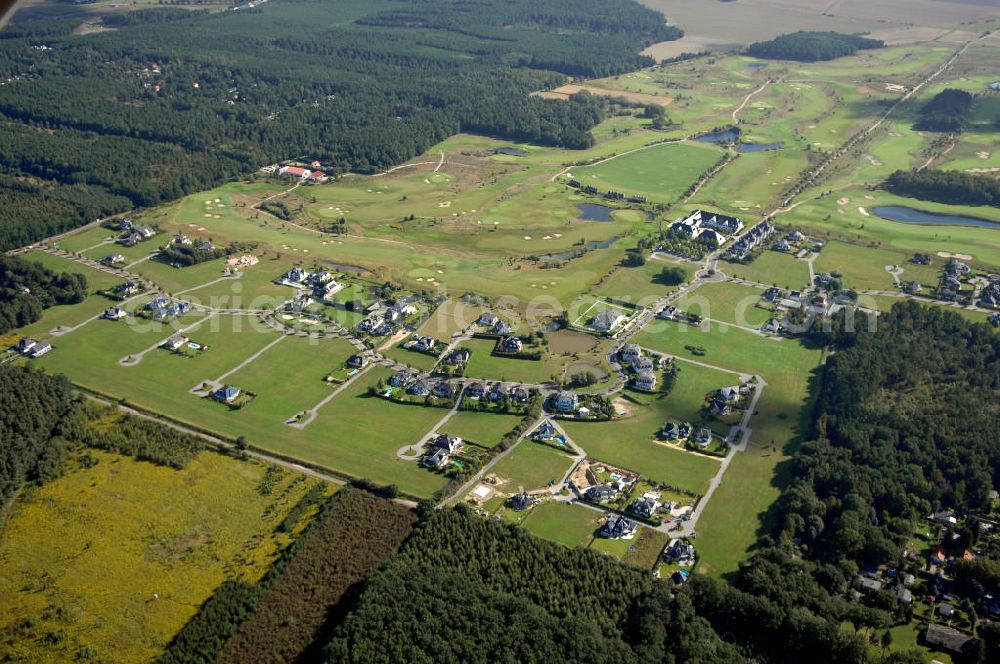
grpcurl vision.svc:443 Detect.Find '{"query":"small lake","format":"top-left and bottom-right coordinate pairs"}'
top-left (738, 142), bottom-right (783, 153)
top-left (493, 146), bottom-right (529, 156)
top-left (540, 236), bottom-right (619, 261)
top-left (695, 129), bottom-right (740, 144)
top-left (576, 203), bottom-right (615, 221)
top-left (746, 62), bottom-right (767, 69)
top-left (871, 206), bottom-right (1000, 229)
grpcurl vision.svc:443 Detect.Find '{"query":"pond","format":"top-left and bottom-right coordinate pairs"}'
top-left (493, 146), bottom-right (529, 156)
top-left (871, 206), bottom-right (1000, 229)
top-left (576, 203), bottom-right (615, 221)
top-left (540, 237), bottom-right (619, 262)
top-left (746, 62), bottom-right (767, 69)
top-left (738, 142), bottom-right (783, 153)
top-left (695, 128), bottom-right (740, 144)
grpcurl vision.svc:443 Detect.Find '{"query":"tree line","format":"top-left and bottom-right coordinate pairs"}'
top-left (885, 168), bottom-right (1000, 207)
top-left (0, 255), bottom-right (88, 334)
top-left (0, 0), bottom-right (679, 250)
top-left (746, 31), bottom-right (884, 62)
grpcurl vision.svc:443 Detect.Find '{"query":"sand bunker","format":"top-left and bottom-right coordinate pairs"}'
top-left (837, 197), bottom-right (850, 205)
top-left (937, 251), bottom-right (973, 260)
top-left (858, 207), bottom-right (870, 217)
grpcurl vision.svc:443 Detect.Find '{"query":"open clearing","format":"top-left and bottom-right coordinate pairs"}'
top-left (0, 450), bottom-right (325, 663)
top-left (573, 141), bottom-right (723, 202)
top-left (490, 441), bottom-right (577, 493)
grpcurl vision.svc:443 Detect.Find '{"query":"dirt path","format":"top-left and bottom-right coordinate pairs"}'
top-left (732, 80), bottom-right (771, 124)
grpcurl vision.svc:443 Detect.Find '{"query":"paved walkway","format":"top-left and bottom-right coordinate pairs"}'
top-left (119, 313), bottom-right (216, 366)
top-left (397, 386), bottom-right (468, 460)
top-left (287, 363), bottom-right (375, 429)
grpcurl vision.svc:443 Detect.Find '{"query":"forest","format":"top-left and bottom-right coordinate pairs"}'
top-left (914, 89), bottom-right (975, 132)
top-left (322, 507), bottom-right (885, 663)
top-left (738, 302), bottom-right (999, 650)
top-left (159, 488), bottom-right (416, 664)
top-left (0, 0), bottom-right (679, 250)
top-left (885, 169), bottom-right (1000, 207)
top-left (0, 254), bottom-right (88, 334)
top-left (746, 31), bottom-right (884, 62)
top-left (0, 365), bottom-right (75, 508)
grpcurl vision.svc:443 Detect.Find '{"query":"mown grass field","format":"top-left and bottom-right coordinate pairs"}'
top-left (0, 450), bottom-right (328, 663)
top-left (440, 411), bottom-right (523, 448)
top-left (591, 259), bottom-right (689, 305)
top-left (520, 501), bottom-right (601, 548)
top-left (722, 251), bottom-right (811, 290)
top-left (489, 441), bottom-right (577, 492)
top-left (460, 338), bottom-right (554, 384)
top-left (573, 141), bottom-right (723, 202)
top-left (635, 320), bottom-right (824, 575)
top-left (676, 281), bottom-right (772, 328)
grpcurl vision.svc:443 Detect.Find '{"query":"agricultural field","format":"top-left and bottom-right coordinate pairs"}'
top-left (0, 449), bottom-right (327, 663)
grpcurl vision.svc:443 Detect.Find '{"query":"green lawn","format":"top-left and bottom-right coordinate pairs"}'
top-left (440, 411), bottom-right (522, 448)
top-left (676, 281), bottom-right (773, 328)
top-left (521, 501), bottom-right (600, 548)
top-left (813, 239), bottom-right (932, 291)
top-left (461, 338), bottom-right (552, 384)
top-left (722, 251), bottom-right (811, 290)
top-left (383, 344), bottom-right (440, 372)
top-left (592, 259), bottom-right (691, 306)
top-left (635, 320), bottom-right (825, 576)
top-left (573, 141), bottom-right (724, 202)
top-left (490, 441), bottom-right (577, 492)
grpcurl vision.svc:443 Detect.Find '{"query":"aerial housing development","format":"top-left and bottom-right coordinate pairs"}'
top-left (0, 0), bottom-right (998, 661)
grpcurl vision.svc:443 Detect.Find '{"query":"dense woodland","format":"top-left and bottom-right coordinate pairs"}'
top-left (0, 365), bottom-right (75, 507)
top-left (322, 507), bottom-right (887, 663)
top-left (159, 488), bottom-right (416, 664)
top-left (737, 303), bottom-right (999, 650)
top-left (0, 0), bottom-right (678, 250)
top-left (914, 89), bottom-right (975, 132)
top-left (885, 169), bottom-right (1000, 207)
top-left (746, 31), bottom-right (883, 62)
top-left (0, 254), bottom-right (88, 334)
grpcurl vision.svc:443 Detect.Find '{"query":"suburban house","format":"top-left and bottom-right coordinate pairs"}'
top-left (896, 586), bottom-right (913, 605)
top-left (763, 287), bottom-right (782, 303)
top-left (103, 307), bottom-right (127, 320)
top-left (278, 165), bottom-right (325, 181)
top-left (661, 421), bottom-right (692, 441)
top-left (924, 624), bottom-right (976, 655)
top-left (147, 296), bottom-right (170, 311)
top-left (508, 492), bottom-right (541, 511)
top-left (632, 356), bottom-right (654, 372)
top-left (433, 381), bottom-right (455, 399)
top-left (774, 239), bottom-right (790, 252)
top-left (277, 266), bottom-right (309, 285)
top-left (630, 493), bottom-right (660, 518)
top-left (137, 225), bottom-right (156, 240)
top-left (509, 385), bottom-right (529, 403)
top-left (498, 336), bottom-right (523, 354)
top-left (478, 311), bottom-right (499, 328)
top-left (29, 341), bottom-right (52, 358)
top-left (855, 576), bottom-right (883, 594)
top-left (634, 370), bottom-right (657, 391)
top-left (788, 230), bottom-right (805, 242)
top-left (719, 386), bottom-right (741, 403)
top-left (487, 383), bottom-right (507, 403)
top-left (619, 343), bottom-right (642, 364)
top-left (444, 349), bottom-right (471, 366)
top-left (347, 354), bottom-right (369, 369)
top-left (585, 483), bottom-right (619, 504)
top-left (102, 254), bottom-right (126, 266)
top-left (14, 338), bottom-right (37, 354)
top-left (533, 419), bottom-right (556, 441)
top-left (432, 433), bottom-right (463, 453)
top-left (551, 391), bottom-right (579, 413)
top-left (599, 515), bottom-right (638, 539)
top-left (493, 319), bottom-right (513, 335)
top-left (465, 381), bottom-right (485, 398)
top-left (928, 510), bottom-right (958, 527)
top-left (727, 220), bottom-right (774, 260)
top-left (693, 427), bottom-right (713, 448)
top-left (114, 281), bottom-right (139, 297)
top-left (213, 385), bottom-right (241, 403)
top-left (162, 334), bottom-right (188, 351)
top-left (408, 379), bottom-right (431, 396)
top-left (389, 371), bottom-right (414, 388)
top-left (664, 539), bottom-right (696, 566)
top-left (590, 309), bottom-right (626, 334)
top-left (357, 315), bottom-right (384, 333)
top-left (423, 448), bottom-right (450, 469)
top-left (410, 335), bottom-right (437, 352)
top-left (173, 234), bottom-right (193, 246)
top-left (657, 305), bottom-right (680, 321)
